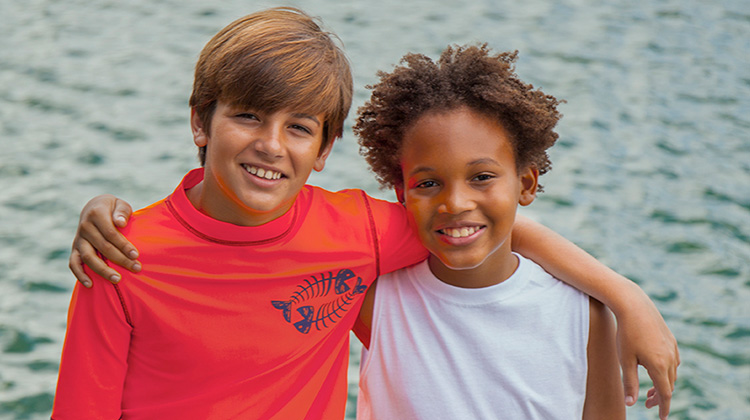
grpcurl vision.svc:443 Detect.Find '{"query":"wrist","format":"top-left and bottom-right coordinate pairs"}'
top-left (607, 279), bottom-right (649, 319)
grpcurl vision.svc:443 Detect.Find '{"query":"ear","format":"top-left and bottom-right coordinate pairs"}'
top-left (518, 166), bottom-right (539, 206)
top-left (313, 140), bottom-right (334, 172)
top-left (190, 108), bottom-right (208, 147)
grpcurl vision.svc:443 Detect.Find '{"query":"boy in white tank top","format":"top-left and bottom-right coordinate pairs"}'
top-left (353, 45), bottom-right (628, 419)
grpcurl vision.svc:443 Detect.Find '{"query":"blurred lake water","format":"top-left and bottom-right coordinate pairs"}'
top-left (1, 0), bottom-right (748, 419)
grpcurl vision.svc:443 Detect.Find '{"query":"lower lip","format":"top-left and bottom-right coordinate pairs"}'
top-left (437, 228), bottom-right (484, 246)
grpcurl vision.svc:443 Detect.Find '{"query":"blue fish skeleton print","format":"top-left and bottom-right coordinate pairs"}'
top-left (271, 269), bottom-right (368, 334)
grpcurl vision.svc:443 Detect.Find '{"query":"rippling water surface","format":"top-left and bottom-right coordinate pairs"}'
top-left (1, 0), bottom-right (748, 419)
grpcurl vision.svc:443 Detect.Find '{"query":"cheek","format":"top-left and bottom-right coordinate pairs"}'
top-left (405, 200), bottom-right (433, 234)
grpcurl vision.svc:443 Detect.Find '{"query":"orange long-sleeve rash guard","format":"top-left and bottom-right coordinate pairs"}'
top-left (52, 168), bottom-right (427, 420)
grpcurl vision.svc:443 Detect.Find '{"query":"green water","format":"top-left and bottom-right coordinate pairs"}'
top-left (1, 0), bottom-right (748, 419)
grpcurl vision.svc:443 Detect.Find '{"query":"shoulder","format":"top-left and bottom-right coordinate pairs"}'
top-left (118, 197), bottom-right (173, 241)
top-left (303, 186), bottom-right (405, 222)
top-left (516, 254), bottom-right (589, 308)
top-left (518, 254), bottom-right (570, 289)
top-left (303, 186), bottom-right (394, 206)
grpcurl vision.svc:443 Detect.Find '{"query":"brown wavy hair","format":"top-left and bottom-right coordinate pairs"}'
top-left (355, 44), bottom-right (562, 191)
top-left (190, 7), bottom-right (353, 165)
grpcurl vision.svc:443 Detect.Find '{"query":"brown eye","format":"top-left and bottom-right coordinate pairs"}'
top-left (416, 180), bottom-right (438, 189)
top-left (473, 174), bottom-right (494, 182)
top-left (237, 113), bottom-right (259, 121)
top-left (290, 124), bottom-right (312, 135)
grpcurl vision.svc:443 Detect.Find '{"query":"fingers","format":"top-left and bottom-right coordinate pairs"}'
top-left (646, 363), bottom-right (673, 420)
top-left (645, 387), bottom-right (660, 409)
top-left (79, 194), bottom-right (139, 262)
top-left (89, 216), bottom-right (140, 264)
top-left (112, 198), bottom-right (134, 230)
top-left (69, 248), bottom-right (92, 288)
top-left (620, 356), bottom-right (639, 406)
top-left (69, 195), bottom-right (141, 286)
top-left (77, 238), bottom-right (123, 284)
top-left (79, 219), bottom-right (141, 275)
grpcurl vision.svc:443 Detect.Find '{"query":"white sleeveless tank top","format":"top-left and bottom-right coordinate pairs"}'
top-left (357, 254), bottom-right (589, 419)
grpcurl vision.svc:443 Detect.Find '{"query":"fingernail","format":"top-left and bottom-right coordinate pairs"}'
top-left (84, 281), bottom-right (92, 288)
top-left (109, 274), bottom-right (121, 283)
top-left (116, 216), bottom-right (126, 224)
top-left (132, 263), bottom-right (141, 272)
top-left (625, 396), bottom-right (635, 406)
top-left (129, 250), bottom-right (139, 259)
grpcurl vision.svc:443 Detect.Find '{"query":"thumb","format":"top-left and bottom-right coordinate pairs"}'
top-left (113, 199), bottom-right (133, 228)
top-left (621, 356), bottom-right (640, 406)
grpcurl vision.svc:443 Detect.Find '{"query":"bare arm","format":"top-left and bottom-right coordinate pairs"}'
top-left (583, 298), bottom-right (625, 419)
top-left (69, 195), bottom-right (140, 288)
top-left (511, 214), bottom-right (678, 420)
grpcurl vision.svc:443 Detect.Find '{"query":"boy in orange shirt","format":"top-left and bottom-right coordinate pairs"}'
top-left (58, 7), bottom-right (677, 420)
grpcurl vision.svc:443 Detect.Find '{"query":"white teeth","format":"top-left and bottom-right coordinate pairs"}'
top-left (442, 226), bottom-right (480, 238)
top-left (243, 165), bottom-right (282, 180)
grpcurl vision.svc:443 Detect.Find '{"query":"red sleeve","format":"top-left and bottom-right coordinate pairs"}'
top-left (52, 271), bottom-right (132, 419)
top-left (364, 195), bottom-right (428, 276)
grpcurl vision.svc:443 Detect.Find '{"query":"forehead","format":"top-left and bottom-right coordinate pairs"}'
top-left (401, 108), bottom-right (515, 171)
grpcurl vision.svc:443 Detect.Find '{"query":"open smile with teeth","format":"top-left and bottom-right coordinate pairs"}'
top-left (439, 226), bottom-right (483, 238)
top-left (243, 164), bottom-right (283, 180)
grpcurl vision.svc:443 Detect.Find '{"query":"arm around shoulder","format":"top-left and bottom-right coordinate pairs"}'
top-left (69, 194), bottom-right (140, 288)
top-left (511, 214), bottom-right (679, 417)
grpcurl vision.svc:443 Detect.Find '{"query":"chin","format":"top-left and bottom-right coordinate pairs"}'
top-left (436, 256), bottom-right (486, 271)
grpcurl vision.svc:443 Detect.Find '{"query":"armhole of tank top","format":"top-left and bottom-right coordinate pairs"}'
top-left (358, 191), bottom-right (381, 376)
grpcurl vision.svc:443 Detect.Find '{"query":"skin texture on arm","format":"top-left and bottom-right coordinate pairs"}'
top-left (583, 297), bottom-right (625, 420)
top-left (511, 214), bottom-right (678, 420)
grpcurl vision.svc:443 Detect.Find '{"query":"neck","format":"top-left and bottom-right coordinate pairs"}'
top-left (186, 181), bottom-right (289, 227)
top-left (427, 248), bottom-right (519, 289)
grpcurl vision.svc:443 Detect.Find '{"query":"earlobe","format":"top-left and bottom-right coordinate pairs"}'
top-left (519, 167), bottom-right (539, 206)
top-left (191, 108), bottom-right (208, 147)
top-left (313, 141), bottom-right (334, 172)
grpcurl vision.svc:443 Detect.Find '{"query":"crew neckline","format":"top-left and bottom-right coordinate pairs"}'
top-left (411, 253), bottom-right (528, 306)
top-left (165, 168), bottom-right (299, 245)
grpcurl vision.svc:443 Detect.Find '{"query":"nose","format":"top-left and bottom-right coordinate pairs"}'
top-left (437, 183), bottom-right (476, 215)
top-left (254, 123), bottom-right (285, 160)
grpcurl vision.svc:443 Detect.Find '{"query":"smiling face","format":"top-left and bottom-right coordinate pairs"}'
top-left (190, 100), bottom-right (331, 226)
top-left (400, 107), bottom-right (538, 288)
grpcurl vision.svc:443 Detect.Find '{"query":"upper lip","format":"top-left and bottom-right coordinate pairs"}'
top-left (434, 220), bottom-right (485, 232)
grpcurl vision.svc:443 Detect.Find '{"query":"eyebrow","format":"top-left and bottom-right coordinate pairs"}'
top-left (407, 158), bottom-right (501, 178)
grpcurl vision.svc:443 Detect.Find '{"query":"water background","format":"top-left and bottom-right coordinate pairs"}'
top-left (1, 0), bottom-right (749, 418)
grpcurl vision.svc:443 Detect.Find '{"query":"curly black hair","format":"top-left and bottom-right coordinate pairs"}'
top-left (354, 44), bottom-right (563, 191)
